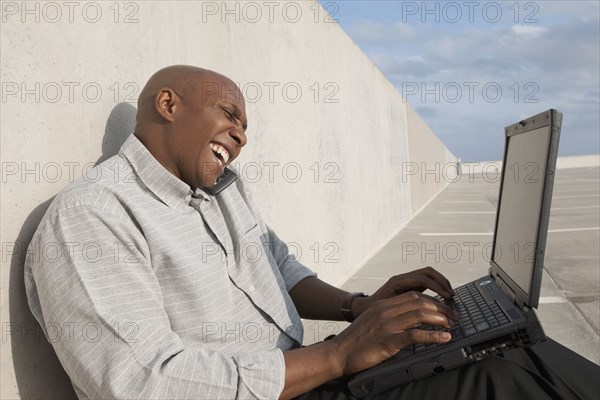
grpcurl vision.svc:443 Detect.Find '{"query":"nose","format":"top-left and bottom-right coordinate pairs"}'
top-left (229, 126), bottom-right (247, 147)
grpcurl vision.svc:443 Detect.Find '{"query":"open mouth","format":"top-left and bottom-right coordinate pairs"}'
top-left (209, 142), bottom-right (230, 167)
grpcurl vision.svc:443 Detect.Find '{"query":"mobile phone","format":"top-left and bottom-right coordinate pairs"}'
top-left (203, 168), bottom-right (238, 195)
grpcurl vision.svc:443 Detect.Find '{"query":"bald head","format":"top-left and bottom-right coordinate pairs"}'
top-left (132, 65), bottom-right (248, 190)
top-left (135, 65), bottom-right (240, 128)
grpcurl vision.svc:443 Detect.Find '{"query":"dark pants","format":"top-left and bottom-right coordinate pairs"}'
top-left (297, 338), bottom-right (600, 400)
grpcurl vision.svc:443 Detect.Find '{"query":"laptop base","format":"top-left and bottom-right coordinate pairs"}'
top-left (348, 291), bottom-right (546, 398)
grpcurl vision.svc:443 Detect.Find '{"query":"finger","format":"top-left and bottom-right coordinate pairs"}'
top-left (405, 308), bottom-right (454, 329)
top-left (398, 275), bottom-right (454, 302)
top-left (418, 297), bottom-right (459, 322)
top-left (398, 328), bottom-right (452, 347)
top-left (390, 308), bottom-right (455, 330)
top-left (384, 292), bottom-right (458, 321)
top-left (419, 293), bottom-right (460, 321)
top-left (405, 268), bottom-right (453, 298)
top-left (419, 267), bottom-right (455, 297)
top-left (391, 295), bottom-right (459, 323)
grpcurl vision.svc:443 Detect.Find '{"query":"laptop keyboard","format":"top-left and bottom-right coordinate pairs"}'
top-left (411, 282), bottom-right (511, 354)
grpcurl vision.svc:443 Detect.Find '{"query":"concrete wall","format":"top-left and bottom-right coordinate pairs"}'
top-left (406, 105), bottom-right (458, 214)
top-left (0, 1), bottom-right (454, 398)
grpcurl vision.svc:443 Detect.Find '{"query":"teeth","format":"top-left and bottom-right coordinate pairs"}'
top-left (209, 143), bottom-right (230, 165)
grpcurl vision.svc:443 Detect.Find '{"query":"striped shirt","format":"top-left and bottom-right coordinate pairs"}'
top-left (24, 133), bottom-right (316, 399)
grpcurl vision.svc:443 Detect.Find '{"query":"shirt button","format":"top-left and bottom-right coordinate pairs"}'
top-left (248, 285), bottom-right (255, 291)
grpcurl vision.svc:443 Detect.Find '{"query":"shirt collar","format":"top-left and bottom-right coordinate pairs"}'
top-left (192, 187), bottom-right (212, 202)
top-left (120, 133), bottom-right (194, 210)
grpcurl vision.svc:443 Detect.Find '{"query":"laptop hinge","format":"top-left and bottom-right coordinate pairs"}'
top-left (491, 269), bottom-right (518, 305)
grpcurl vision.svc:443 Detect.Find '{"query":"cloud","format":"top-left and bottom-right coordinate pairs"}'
top-left (511, 25), bottom-right (548, 37)
top-left (334, 1), bottom-right (599, 160)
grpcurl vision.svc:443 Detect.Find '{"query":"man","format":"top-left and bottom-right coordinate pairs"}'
top-left (25, 65), bottom-right (598, 399)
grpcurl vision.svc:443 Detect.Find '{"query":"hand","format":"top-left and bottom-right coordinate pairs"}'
top-left (353, 266), bottom-right (455, 318)
top-left (330, 291), bottom-right (460, 376)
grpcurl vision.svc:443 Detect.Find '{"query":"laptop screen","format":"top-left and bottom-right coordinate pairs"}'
top-left (493, 125), bottom-right (551, 298)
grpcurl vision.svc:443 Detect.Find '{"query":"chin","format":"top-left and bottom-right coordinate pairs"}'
top-left (203, 179), bottom-right (218, 189)
top-left (197, 177), bottom-right (215, 189)
top-left (197, 163), bottom-right (222, 188)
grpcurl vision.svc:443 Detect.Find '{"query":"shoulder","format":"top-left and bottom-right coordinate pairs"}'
top-left (40, 154), bottom-right (143, 231)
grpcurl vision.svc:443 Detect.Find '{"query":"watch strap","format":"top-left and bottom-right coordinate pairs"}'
top-left (341, 292), bottom-right (369, 322)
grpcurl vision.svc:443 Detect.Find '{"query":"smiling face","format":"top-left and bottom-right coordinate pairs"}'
top-left (134, 67), bottom-right (249, 190)
top-left (148, 70), bottom-right (247, 189)
top-left (161, 74), bottom-right (248, 189)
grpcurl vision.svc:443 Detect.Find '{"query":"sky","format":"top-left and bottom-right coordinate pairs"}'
top-left (318, 0), bottom-right (600, 161)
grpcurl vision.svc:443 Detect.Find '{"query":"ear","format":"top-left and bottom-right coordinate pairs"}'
top-left (155, 88), bottom-right (178, 122)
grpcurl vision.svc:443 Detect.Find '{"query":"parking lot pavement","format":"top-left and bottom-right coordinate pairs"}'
top-left (303, 166), bottom-right (600, 365)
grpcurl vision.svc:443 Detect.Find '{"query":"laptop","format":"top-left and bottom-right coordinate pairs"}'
top-left (348, 109), bottom-right (563, 397)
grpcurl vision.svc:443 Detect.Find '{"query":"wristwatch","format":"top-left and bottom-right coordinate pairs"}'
top-left (341, 292), bottom-right (369, 322)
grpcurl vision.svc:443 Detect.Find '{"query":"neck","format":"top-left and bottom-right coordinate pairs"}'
top-left (133, 129), bottom-right (182, 182)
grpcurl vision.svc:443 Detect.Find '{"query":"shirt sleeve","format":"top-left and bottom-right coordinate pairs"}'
top-left (264, 226), bottom-right (317, 292)
top-left (25, 203), bottom-right (285, 399)
top-left (233, 176), bottom-right (317, 292)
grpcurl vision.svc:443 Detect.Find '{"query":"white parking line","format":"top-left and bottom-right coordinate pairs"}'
top-left (418, 227), bottom-right (599, 236)
top-left (539, 296), bottom-right (568, 304)
top-left (350, 276), bottom-right (388, 281)
top-left (439, 211), bottom-right (495, 214)
top-left (553, 194), bottom-right (599, 199)
top-left (554, 188), bottom-right (600, 193)
top-left (438, 206), bottom-right (598, 214)
top-left (548, 227), bottom-right (600, 233)
top-left (419, 232), bottom-right (494, 236)
top-left (551, 206), bottom-right (600, 210)
top-left (442, 201), bottom-right (489, 203)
